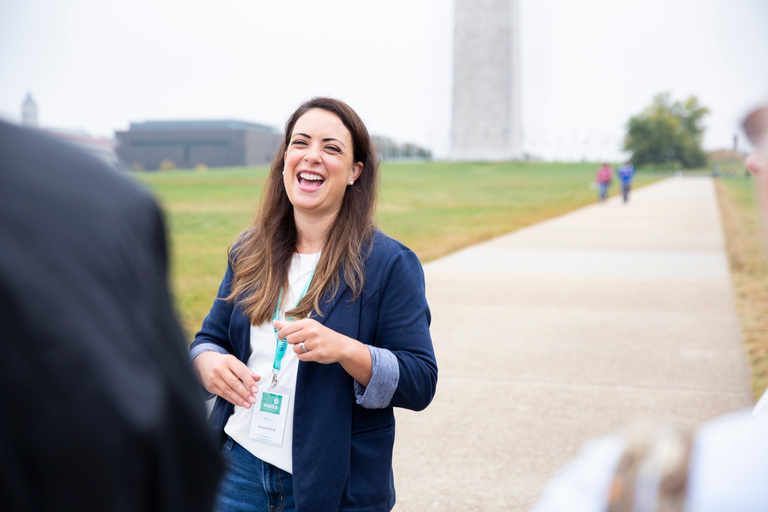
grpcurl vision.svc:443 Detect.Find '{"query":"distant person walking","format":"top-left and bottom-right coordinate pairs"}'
top-left (595, 163), bottom-right (613, 202)
top-left (617, 161), bottom-right (635, 203)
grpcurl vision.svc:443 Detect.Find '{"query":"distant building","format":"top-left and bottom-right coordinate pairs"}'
top-left (22, 92), bottom-right (38, 128)
top-left (372, 135), bottom-right (432, 161)
top-left (45, 128), bottom-right (120, 169)
top-left (115, 120), bottom-right (282, 170)
top-left (20, 93), bottom-right (119, 168)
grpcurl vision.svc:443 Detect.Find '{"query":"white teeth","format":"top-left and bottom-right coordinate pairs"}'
top-left (299, 172), bottom-right (324, 181)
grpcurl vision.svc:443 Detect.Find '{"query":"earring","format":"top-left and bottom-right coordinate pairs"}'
top-left (349, 181), bottom-right (354, 185)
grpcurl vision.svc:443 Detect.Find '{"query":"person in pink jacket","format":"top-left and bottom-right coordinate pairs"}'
top-left (595, 163), bottom-right (613, 203)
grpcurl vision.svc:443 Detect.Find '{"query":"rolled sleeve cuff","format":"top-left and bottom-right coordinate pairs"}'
top-left (190, 342), bottom-right (229, 362)
top-left (354, 346), bottom-right (400, 409)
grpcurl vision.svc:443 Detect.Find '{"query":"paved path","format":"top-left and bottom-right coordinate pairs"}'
top-left (391, 177), bottom-right (753, 511)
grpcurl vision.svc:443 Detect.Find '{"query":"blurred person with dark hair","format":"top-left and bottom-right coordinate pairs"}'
top-left (0, 121), bottom-right (222, 510)
top-left (529, 100), bottom-right (768, 512)
top-left (191, 97), bottom-right (437, 512)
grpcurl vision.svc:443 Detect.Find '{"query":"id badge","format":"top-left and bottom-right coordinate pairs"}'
top-left (249, 386), bottom-right (291, 445)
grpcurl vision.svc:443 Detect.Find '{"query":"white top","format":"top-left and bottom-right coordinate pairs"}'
top-left (224, 251), bottom-right (320, 473)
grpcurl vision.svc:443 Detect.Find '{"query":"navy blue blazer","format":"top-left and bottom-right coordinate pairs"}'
top-left (191, 230), bottom-right (438, 511)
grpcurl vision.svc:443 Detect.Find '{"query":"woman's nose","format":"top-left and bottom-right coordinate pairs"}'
top-left (304, 144), bottom-right (321, 163)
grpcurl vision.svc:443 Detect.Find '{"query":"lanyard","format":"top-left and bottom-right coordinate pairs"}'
top-left (270, 267), bottom-right (315, 386)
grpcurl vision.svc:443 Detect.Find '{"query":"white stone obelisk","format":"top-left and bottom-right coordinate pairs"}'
top-left (451, 0), bottom-right (522, 161)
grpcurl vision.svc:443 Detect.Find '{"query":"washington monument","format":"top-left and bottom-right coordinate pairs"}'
top-left (451, 0), bottom-right (522, 161)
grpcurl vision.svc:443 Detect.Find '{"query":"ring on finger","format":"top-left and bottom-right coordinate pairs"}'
top-left (299, 341), bottom-right (308, 353)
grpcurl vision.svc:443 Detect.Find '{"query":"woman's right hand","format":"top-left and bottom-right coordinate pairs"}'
top-left (193, 352), bottom-right (260, 409)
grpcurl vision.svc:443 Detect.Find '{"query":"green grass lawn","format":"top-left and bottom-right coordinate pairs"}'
top-left (136, 161), bottom-right (661, 340)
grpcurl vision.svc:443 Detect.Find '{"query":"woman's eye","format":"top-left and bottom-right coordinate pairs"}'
top-left (326, 146), bottom-right (341, 153)
top-left (292, 140), bottom-right (307, 146)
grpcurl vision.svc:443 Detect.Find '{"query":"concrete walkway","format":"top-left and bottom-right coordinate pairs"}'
top-left (392, 177), bottom-right (753, 511)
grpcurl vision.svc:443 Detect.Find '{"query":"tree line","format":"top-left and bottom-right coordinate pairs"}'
top-left (624, 92), bottom-right (709, 169)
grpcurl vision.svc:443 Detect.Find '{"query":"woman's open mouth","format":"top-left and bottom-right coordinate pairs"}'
top-left (298, 172), bottom-right (325, 192)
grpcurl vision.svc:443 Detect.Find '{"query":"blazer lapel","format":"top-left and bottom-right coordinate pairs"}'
top-left (312, 265), bottom-right (350, 326)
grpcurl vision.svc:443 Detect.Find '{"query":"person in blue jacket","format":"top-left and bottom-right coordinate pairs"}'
top-left (190, 97), bottom-right (438, 512)
top-left (616, 162), bottom-right (635, 203)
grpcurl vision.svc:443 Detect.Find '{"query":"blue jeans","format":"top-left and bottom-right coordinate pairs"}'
top-left (621, 182), bottom-right (631, 202)
top-left (598, 182), bottom-right (609, 201)
top-left (215, 437), bottom-right (295, 512)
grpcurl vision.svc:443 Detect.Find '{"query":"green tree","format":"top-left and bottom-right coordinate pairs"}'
top-left (623, 93), bottom-right (709, 169)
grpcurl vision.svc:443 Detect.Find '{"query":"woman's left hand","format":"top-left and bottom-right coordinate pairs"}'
top-left (274, 318), bottom-right (372, 386)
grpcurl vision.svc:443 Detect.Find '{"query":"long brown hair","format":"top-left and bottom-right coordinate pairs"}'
top-left (226, 97), bottom-right (379, 325)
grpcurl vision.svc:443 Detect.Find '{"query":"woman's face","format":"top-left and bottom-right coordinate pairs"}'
top-left (283, 108), bottom-right (363, 223)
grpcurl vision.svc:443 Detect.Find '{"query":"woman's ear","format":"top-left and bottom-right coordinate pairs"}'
top-left (349, 162), bottom-right (363, 183)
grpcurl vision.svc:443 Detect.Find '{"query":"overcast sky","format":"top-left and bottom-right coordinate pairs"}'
top-left (1, 0), bottom-right (767, 160)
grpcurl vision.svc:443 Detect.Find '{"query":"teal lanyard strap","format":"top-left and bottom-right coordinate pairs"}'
top-left (270, 266), bottom-right (316, 385)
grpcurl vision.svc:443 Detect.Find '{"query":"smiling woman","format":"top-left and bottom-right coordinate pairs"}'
top-left (189, 97), bottom-right (437, 512)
